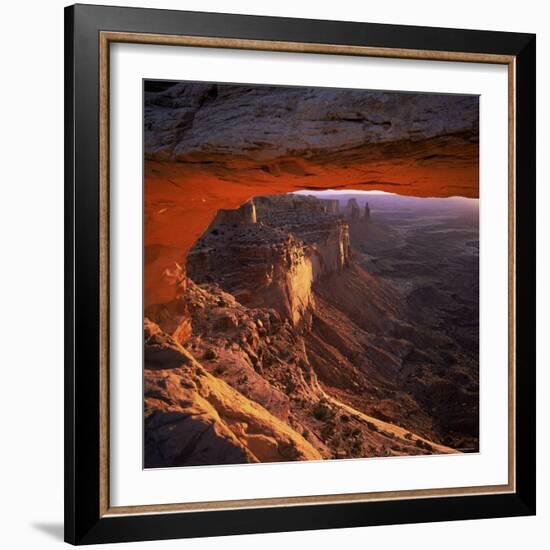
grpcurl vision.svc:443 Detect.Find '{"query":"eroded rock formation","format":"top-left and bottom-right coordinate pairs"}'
top-left (144, 318), bottom-right (322, 466)
top-left (143, 82), bottom-right (479, 309)
top-left (187, 195), bottom-right (351, 326)
top-left (344, 198), bottom-right (361, 221)
top-left (208, 199), bottom-right (257, 227)
top-left (145, 193), bottom-right (478, 468)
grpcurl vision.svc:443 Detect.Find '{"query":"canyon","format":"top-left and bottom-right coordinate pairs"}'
top-left (145, 193), bottom-right (478, 467)
top-left (143, 81), bottom-right (479, 468)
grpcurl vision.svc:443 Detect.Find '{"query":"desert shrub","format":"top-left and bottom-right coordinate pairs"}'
top-left (320, 423), bottom-right (335, 441)
top-left (214, 365), bottom-right (225, 376)
top-left (203, 349), bottom-right (217, 360)
top-left (340, 414), bottom-right (350, 423)
top-left (282, 373), bottom-right (296, 395)
top-left (348, 439), bottom-right (363, 457)
top-left (404, 432), bottom-right (413, 440)
top-left (312, 401), bottom-right (334, 422)
top-left (415, 439), bottom-right (433, 452)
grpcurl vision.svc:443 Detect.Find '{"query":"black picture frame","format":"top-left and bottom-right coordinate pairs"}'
top-left (65, 3), bottom-right (536, 545)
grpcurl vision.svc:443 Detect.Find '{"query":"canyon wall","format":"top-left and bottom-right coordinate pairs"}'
top-left (254, 194), bottom-right (351, 276)
top-left (187, 195), bottom-right (351, 327)
top-left (144, 192), bottom-right (478, 466)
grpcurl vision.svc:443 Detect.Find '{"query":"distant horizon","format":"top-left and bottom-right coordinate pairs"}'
top-left (292, 189), bottom-right (479, 204)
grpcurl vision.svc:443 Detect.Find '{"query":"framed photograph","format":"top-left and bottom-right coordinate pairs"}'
top-left (64, 4), bottom-right (536, 545)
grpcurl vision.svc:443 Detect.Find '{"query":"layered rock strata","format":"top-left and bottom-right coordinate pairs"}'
top-left (187, 195), bottom-right (351, 326)
top-left (144, 83), bottom-right (478, 163)
top-left (144, 318), bottom-right (322, 466)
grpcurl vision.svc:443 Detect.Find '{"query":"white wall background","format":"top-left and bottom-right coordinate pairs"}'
top-left (0, 0), bottom-right (546, 547)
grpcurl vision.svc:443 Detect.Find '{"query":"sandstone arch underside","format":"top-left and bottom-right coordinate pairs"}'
top-left (144, 82), bottom-right (479, 308)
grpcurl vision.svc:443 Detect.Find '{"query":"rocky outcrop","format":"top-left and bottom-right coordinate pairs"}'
top-left (144, 83), bottom-right (478, 162)
top-left (145, 263), bottom-right (192, 344)
top-left (208, 199), bottom-right (257, 228)
top-left (144, 318), bottom-right (322, 467)
top-left (344, 198), bottom-right (361, 221)
top-left (254, 195), bottom-right (351, 275)
top-left (173, 267), bottom-right (460, 459)
top-left (188, 223), bottom-right (314, 325)
top-left (187, 195), bottom-right (351, 325)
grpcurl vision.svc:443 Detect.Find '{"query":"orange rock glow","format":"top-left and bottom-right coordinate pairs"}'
top-left (144, 134), bottom-right (478, 308)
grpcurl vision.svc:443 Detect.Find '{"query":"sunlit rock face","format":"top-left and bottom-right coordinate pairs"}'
top-left (187, 195), bottom-right (351, 326)
top-left (208, 199), bottom-right (257, 227)
top-left (254, 194), bottom-right (351, 277)
top-left (189, 227), bottom-right (314, 326)
top-left (144, 318), bottom-right (322, 467)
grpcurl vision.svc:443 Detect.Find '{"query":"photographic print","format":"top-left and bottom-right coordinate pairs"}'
top-left (65, 7), bottom-right (535, 542)
top-left (143, 81), bottom-right (479, 468)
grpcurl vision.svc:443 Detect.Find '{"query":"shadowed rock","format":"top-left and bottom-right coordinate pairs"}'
top-left (144, 83), bottom-right (478, 162)
top-left (344, 198), bottom-right (360, 221)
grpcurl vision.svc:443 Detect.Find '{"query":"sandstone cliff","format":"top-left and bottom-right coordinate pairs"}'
top-left (163, 274), bottom-right (457, 463)
top-left (144, 318), bottom-right (322, 467)
top-left (187, 194), bottom-right (351, 326)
